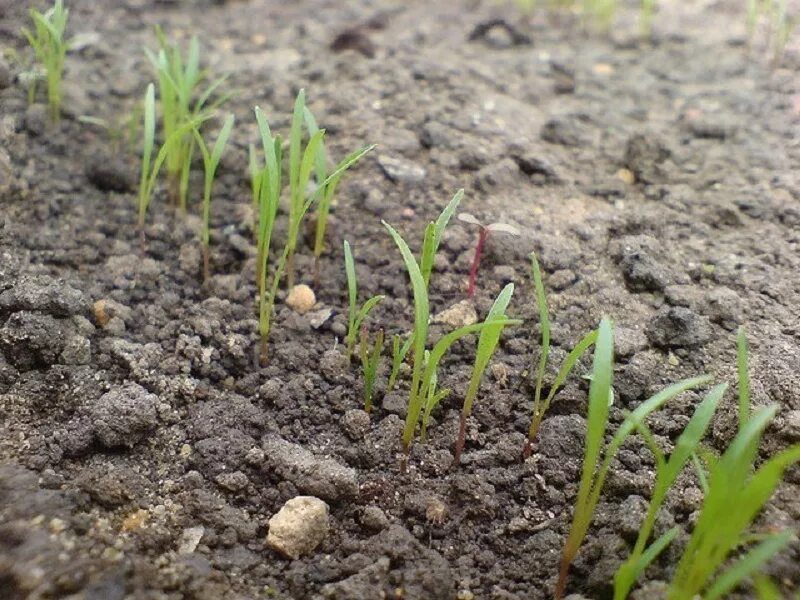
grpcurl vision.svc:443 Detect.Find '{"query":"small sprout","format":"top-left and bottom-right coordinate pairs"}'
top-left (454, 282), bottom-right (515, 465)
top-left (524, 252), bottom-right (597, 457)
top-left (387, 333), bottom-right (412, 392)
top-left (192, 113), bottom-right (235, 282)
top-left (420, 357), bottom-right (450, 442)
top-left (145, 27), bottom-right (231, 211)
top-left (359, 327), bottom-right (384, 413)
top-left (458, 212), bottom-right (520, 298)
top-left (664, 330), bottom-right (800, 600)
top-left (555, 318), bottom-right (711, 598)
top-left (21, 0), bottom-right (69, 122)
top-left (305, 108), bottom-right (376, 286)
top-left (384, 207), bottom-right (520, 464)
top-left (344, 240), bottom-right (384, 362)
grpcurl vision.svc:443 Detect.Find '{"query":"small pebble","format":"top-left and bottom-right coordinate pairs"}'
top-left (286, 284), bottom-right (316, 314)
top-left (267, 496), bottom-right (330, 559)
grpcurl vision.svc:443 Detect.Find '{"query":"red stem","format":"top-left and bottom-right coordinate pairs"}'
top-left (467, 228), bottom-right (489, 298)
top-left (453, 412), bottom-right (468, 466)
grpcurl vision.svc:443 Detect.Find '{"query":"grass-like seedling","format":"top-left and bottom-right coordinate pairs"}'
top-left (612, 383), bottom-right (727, 600)
top-left (523, 252), bottom-right (599, 458)
top-left (21, 0), bottom-right (69, 122)
top-left (554, 318), bottom-right (712, 598)
top-left (359, 328), bottom-right (384, 413)
top-left (663, 330), bottom-right (800, 600)
top-left (146, 28), bottom-right (230, 211)
top-left (454, 282), bottom-right (515, 464)
top-left (387, 333), bottom-right (413, 391)
top-left (383, 216), bottom-right (520, 462)
top-left (344, 240), bottom-right (384, 362)
top-left (420, 359), bottom-right (450, 441)
top-left (458, 213), bottom-right (519, 298)
top-left (192, 114), bottom-right (235, 282)
top-left (253, 106), bottom-right (373, 365)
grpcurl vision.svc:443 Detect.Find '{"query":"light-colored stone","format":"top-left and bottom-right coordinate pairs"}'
top-left (178, 526), bottom-right (205, 554)
top-left (267, 496), bottom-right (329, 559)
top-left (433, 299), bottom-right (477, 329)
top-left (286, 284), bottom-right (316, 314)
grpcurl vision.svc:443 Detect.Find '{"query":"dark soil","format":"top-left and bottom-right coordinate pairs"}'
top-left (1, 0), bottom-right (799, 598)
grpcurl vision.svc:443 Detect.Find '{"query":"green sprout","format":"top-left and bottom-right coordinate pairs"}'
top-left (253, 105), bottom-right (373, 365)
top-left (612, 383), bottom-right (727, 600)
top-left (664, 330), bottom-right (800, 600)
top-left (192, 114), bottom-right (235, 282)
top-left (383, 213), bottom-right (520, 463)
top-left (524, 252), bottom-right (598, 457)
top-left (344, 240), bottom-right (384, 362)
top-left (78, 103), bottom-right (142, 155)
top-left (305, 109), bottom-right (372, 285)
top-left (420, 358), bottom-right (450, 441)
top-left (21, 0), bottom-right (69, 122)
top-left (145, 28), bottom-right (230, 211)
top-left (359, 328), bottom-right (384, 413)
top-left (554, 318), bottom-right (712, 598)
top-left (454, 282), bottom-right (515, 464)
top-left (384, 190), bottom-right (464, 392)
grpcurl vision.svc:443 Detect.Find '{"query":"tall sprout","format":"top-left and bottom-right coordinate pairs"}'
top-left (344, 240), bottom-right (384, 362)
top-left (21, 0), bottom-right (69, 122)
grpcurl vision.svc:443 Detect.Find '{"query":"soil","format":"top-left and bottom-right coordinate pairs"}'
top-left (1, 0), bottom-right (799, 599)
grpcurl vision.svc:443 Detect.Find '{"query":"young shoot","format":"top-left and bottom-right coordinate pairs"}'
top-left (145, 27), bottom-right (230, 211)
top-left (21, 0), bottom-right (69, 122)
top-left (420, 361), bottom-right (450, 442)
top-left (457, 213), bottom-right (520, 298)
top-left (384, 215), bottom-right (520, 463)
top-left (612, 383), bottom-right (727, 600)
top-left (305, 109), bottom-right (376, 285)
top-left (554, 318), bottom-right (711, 599)
top-left (359, 328), bottom-right (384, 413)
top-left (192, 114), bottom-right (235, 282)
top-left (664, 330), bottom-right (800, 600)
top-left (387, 333), bottom-right (413, 391)
top-left (253, 105), bottom-right (373, 365)
top-left (524, 252), bottom-right (598, 458)
top-left (344, 240), bottom-right (384, 362)
top-left (454, 282), bottom-right (515, 465)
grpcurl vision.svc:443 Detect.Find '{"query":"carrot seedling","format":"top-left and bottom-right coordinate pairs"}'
top-left (359, 328), bottom-right (384, 413)
top-left (384, 217), bottom-right (520, 461)
top-left (554, 318), bottom-right (712, 598)
top-left (344, 240), bottom-right (384, 362)
top-left (458, 213), bottom-right (520, 298)
top-left (665, 330), bottom-right (800, 600)
top-left (524, 252), bottom-right (598, 457)
top-left (612, 383), bottom-right (727, 600)
top-left (192, 114), bottom-right (235, 282)
top-left (454, 282), bottom-right (515, 464)
top-left (145, 28), bottom-right (230, 211)
top-left (21, 0), bottom-right (69, 122)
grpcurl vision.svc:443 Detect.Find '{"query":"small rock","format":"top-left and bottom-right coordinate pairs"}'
top-left (308, 307), bottom-right (333, 329)
top-left (60, 333), bottom-right (91, 365)
top-left (215, 471), bottom-right (249, 492)
top-left (433, 300), bottom-right (477, 329)
top-left (23, 104), bottom-right (48, 137)
top-left (361, 505), bottom-right (389, 532)
top-left (87, 383), bottom-right (158, 449)
top-left (0, 312), bottom-right (68, 370)
top-left (0, 274), bottom-right (87, 318)
top-left (85, 154), bottom-right (135, 192)
top-left (267, 496), bottom-right (329, 559)
top-left (377, 154), bottom-right (426, 184)
top-left (342, 409), bottom-right (371, 441)
top-left (178, 526), bottom-right (205, 554)
top-left (286, 284), bottom-right (316, 314)
top-left (624, 133), bottom-right (670, 184)
top-left (262, 435), bottom-right (358, 502)
top-left (93, 298), bottom-right (132, 327)
top-left (645, 306), bottom-right (712, 349)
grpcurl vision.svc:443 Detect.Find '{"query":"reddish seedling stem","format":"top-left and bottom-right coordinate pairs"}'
top-left (453, 412), bottom-right (468, 465)
top-left (467, 227), bottom-right (489, 298)
top-left (259, 337), bottom-right (268, 367)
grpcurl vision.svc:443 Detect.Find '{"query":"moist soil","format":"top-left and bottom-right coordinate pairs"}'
top-left (1, 0), bottom-right (799, 598)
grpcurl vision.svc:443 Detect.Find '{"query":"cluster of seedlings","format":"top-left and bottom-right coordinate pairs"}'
top-left (18, 2), bottom-right (800, 599)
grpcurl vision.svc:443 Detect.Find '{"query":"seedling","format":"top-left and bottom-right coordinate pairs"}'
top-left (344, 240), bottom-right (384, 362)
top-left (458, 213), bottom-right (520, 298)
top-left (305, 109), bottom-right (374, 285)
top-left (359, 328), bottom-right (384, 413)
top-left (192, 114), bottom-right (235, 282)
top-left (253, 105), bottom-right (373, 365)
top-left (145, 28), bottom-right (230, 211)
top-left (523, 252), bottom-right (598, 458)
top-left (612, 383), bottom-right (727, 600)
top-left (78, 104), bottom-right (142, 155)
top-left (664, 330), bottom-right (800, 600)
top-left (384, 190), bottom-right (465, 391)
top-left (383, 214), bottom-right (520, 461)
top-left (420, 359), bottom-right (450, 441)
top-left (21, 0), bottom-right (69, 122)
top-left (454, 282), bottom-right (515, 464)
top-left (554, 318), bottom-right (712, 598)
